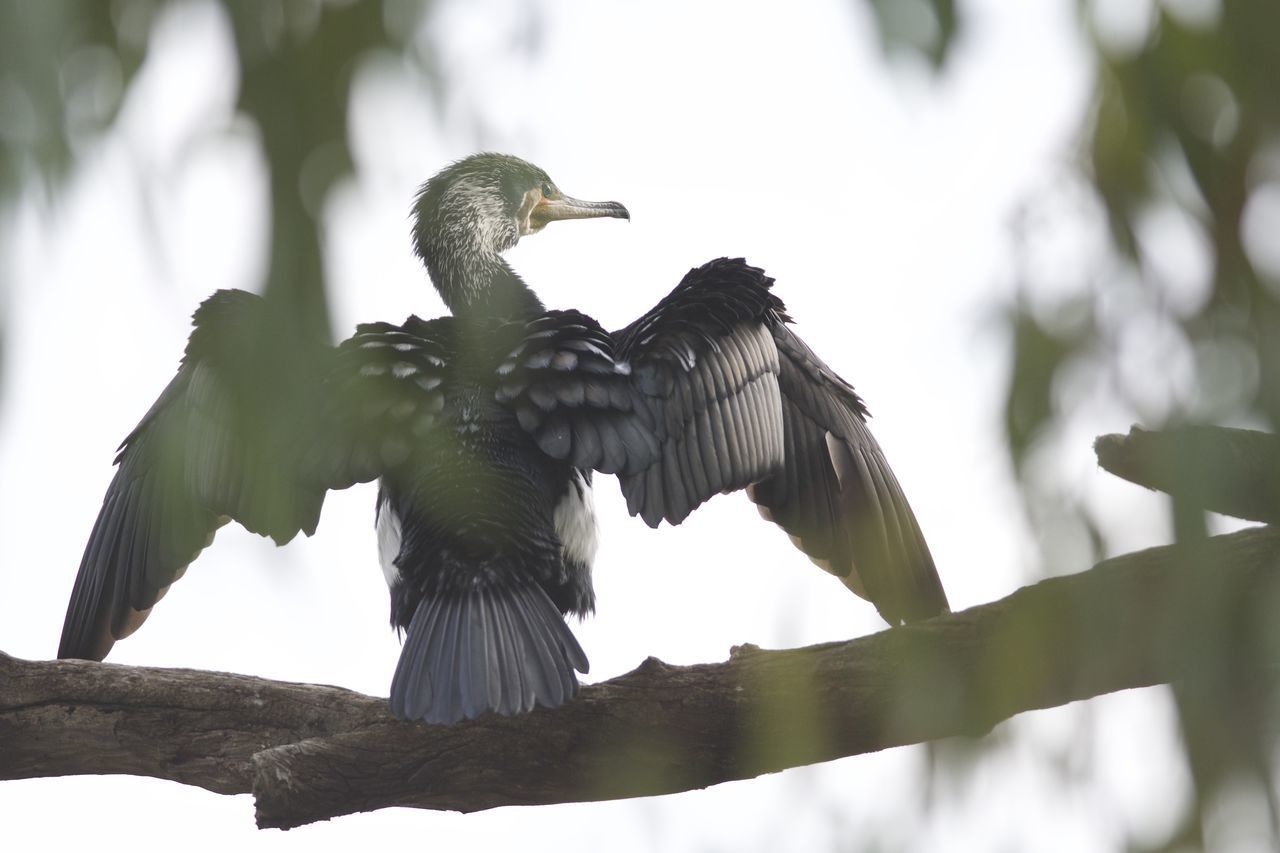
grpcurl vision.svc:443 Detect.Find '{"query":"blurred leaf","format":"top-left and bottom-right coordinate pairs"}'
top-left (222, 0), bottom-right (429, 343)
top-left (862, 0), bottom-right (958, 70)
top-left (1002, 300), bottom-right (1090, 471)
top-left (1020, 0), bottom-right (1280, 843)
top-left (0, 0), bottom-right (154, 196)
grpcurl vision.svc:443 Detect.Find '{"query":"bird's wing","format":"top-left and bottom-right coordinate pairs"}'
top-left (499, 257), bottom-right (947, 624)
top-left (613, 258), bottom-right (946, 623)
top-left (494, 309), bottom-right (659, 476)
top-left (59, 291), bottom-right (330, 660)
top-left (594, 257), bottom-right (948, 624)
top-left (611, 258), bottom-right (788, 526)
top-left (496, 262), bottom-right (784, 520)
top-left (747, 324), bottom-right (949, 624)
top-left (313, 315), bottom-right (457, 489)
top-left (57, 295), bottom-right (454, 661)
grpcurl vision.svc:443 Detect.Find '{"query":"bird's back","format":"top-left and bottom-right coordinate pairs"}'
top-left (353, 314), bottom-right (596, 722)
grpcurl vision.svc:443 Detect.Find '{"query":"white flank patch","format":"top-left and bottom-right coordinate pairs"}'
top-left (555, 469), bottom-right (599, 568)
top-left (375, 491), bottom-right (403, 588)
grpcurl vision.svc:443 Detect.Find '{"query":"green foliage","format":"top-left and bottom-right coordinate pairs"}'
top-left (1017, 3), bottom-right (1280, 848)
top-left (0, 0), bottom-right (438, 342)
top-left (0, 0), bottom-right (149, 197)
top-left (223, 0), bottom-right (433, 342)
top-left (871, 0), bottom-right (1280, 844)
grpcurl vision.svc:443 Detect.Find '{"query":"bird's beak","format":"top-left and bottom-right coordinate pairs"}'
top-left (530, 195), bottom-right (630, 230)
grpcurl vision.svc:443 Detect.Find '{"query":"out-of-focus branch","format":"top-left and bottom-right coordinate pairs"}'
top-left (4, 525), bottom-right (1280, 830)
top-left (1095, 426), bottom-right (1280, 524)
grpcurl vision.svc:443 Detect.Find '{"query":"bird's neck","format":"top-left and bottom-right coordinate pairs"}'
top-left (428, 249), bottom-right (545, 321)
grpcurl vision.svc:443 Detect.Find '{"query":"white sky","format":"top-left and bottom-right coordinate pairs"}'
top-left (0, 0), bottom-right (1208, 850)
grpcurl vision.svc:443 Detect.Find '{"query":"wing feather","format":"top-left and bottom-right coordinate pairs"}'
top-left (495, 255), bottom-right (948, 626)
top-left (747, 324), bottom-right (949, 623)
top-left (613, 259), bottom-right (787, 526)
top-left (607, 258), bottom-right (948, 624)
top-left (58, 291), bottom-right (332, 660)
top-left (59, 296), bottom-right (460, 662)
top-left (496, 310), bottom-right (655, 476)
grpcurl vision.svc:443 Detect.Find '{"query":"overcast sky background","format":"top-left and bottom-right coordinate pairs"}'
top-left (0, 0), bottom-right (1208, 850)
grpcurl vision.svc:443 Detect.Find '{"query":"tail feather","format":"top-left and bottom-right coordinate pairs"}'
top-left (487, 591), bottom-right (526, 714)
top-left (390, 581), bottom-right (589, 724)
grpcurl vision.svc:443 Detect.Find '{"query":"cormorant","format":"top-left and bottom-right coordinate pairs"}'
top-left (58, 153), bottom-right (948, 724)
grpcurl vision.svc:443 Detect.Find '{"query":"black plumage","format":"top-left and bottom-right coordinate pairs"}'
top-left (59, 152), bottom-right (948, 724)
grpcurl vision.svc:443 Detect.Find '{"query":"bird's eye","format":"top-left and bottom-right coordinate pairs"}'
top-left (541, 182), bottom-right (554, 198)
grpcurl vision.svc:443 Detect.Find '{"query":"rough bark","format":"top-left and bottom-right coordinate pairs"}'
top-left (4, 525), bottom-right (1280, 830)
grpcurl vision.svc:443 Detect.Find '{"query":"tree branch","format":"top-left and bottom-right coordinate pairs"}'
top-left (5, 526), bottom-right (1280, 829)
top-left (1095, 425), bottom-right (1280, 523)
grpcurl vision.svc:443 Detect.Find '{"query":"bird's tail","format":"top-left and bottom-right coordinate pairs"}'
top-left (389, 579), bottom-right (589, 724)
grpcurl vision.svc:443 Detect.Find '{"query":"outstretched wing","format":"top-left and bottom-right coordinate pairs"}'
top-left (748, 325), bottom-right (948, 624)
top-left (502, 257), bottom-right (948, 625)
top-left (612, 258), bottom-right (787, 526)
top-left (495, 262), bottom-right (787, 524)
top-left (57, 296), bottom-right (455, 662)
top-left (58, 291), bottom-right (330, 660)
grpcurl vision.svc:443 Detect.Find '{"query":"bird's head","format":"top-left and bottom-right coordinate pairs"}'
top-left (411, 154), bottom-right (628, 315)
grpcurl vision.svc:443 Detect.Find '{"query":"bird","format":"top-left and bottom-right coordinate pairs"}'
top-left (57, 153), bottom-right (949, 724)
